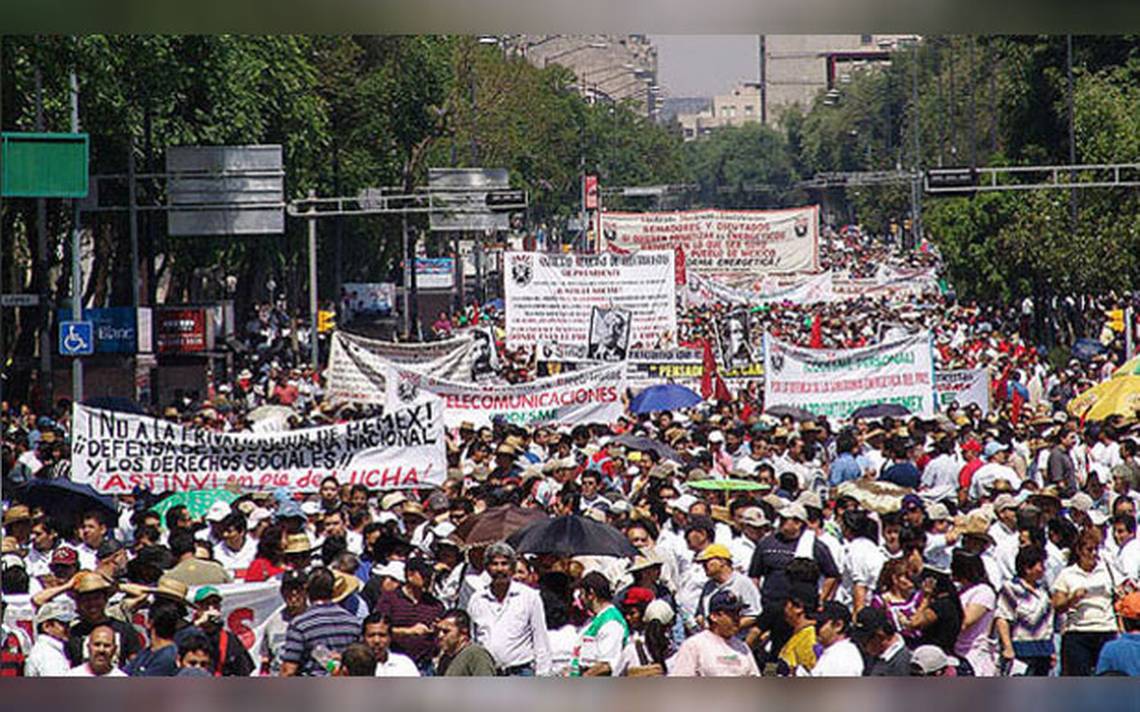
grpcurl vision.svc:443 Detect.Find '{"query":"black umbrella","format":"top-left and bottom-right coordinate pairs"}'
top-left (15, 479), bottom-right (118, 528)
top-left (850, 403), bottom-right (912, 419)
top-left (764, 405), bottom-right (818, 422)
top-left (613, 434), bottom-right (681, 463)
top-left (507, 515), bottom-right (639, 557)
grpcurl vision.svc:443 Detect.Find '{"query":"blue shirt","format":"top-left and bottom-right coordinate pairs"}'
top-left (881, 462), bottom-right (921, 489)
top-left (829, 453), bottom-right (862, 486)
top-left (1096, 633), bottom-right (1140, 676)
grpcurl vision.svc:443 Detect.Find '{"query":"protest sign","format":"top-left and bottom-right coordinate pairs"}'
top-left (684, 271), bottom-right (834, 308)
top-left (602, 206), bottom-right (820, 278)
top-left (935, 369), bottom-right (991, 412)
top-left (380, 360), bottom-right (626, 427)
top-left (3, 581), bottom-right (283, 676)
top-left (327, 330), bottom-right (479, 403)
top-left (69, 402), bottom-right (447, 494)
top-left (504, 250), bottom-right (676, 349)
top-left (587, 307), bottom-right (632, 362)
top-left (763, 333), bottom-right (936, 419)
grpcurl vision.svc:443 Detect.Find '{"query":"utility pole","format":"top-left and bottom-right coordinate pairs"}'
top-left (911, 38), bottom-right (923, 250)
top-left (35, 55), bottom-right (51, 404)
top-left (70, 68), bottom-right (83, 402)
top-left (306, 190), bottom-right (319, 368)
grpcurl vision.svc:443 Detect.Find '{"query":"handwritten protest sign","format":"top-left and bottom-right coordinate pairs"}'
top-left (70, 402), bottom-right (447, 494)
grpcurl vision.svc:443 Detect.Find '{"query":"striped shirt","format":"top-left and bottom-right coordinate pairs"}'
top-left (280, 602), bottom-right (361, 676)
top-left (996, 578), bottom-right (1054, 644)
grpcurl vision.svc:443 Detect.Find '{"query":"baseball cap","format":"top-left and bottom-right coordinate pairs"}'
top-left (300, 501), bottom-right (322, 517)
top-left (780, 502), bottom-right (809, 522)
top-left (96, 539), bottom-right (124, 561)
top-left (667, 494), bottom-right (698, 513)
top-left (644, 599), bottom-right (675, 625)
top-left (707, 430), bottom-right (725, 444)
top-left (205, 501), bottom-right (232, 522)
top-left (739, 507), bottom-right (768, 528)
top-left (850, 605), bottom-right (894, 642)
top-left (1115, 592), bottom-right (1140, 620)
top-left (983, 441), bottom-right (1010, 458)
top-left (961, 439), bottom-right (983, 454)
top-left (707, 590), bottom-right (746, 614)
top-left (993, 494), bottom-right (1018, 512)
top-left (1065, 492), bottom-right (1094, 512)
top-left (621, 587), bottom-right (655, 607)
top-left (925, 503), bottom-right (951, 522)
top-left (901, 494), bottom-right (924, 511)
top-left (35, 599), bottom-right (77, 626)
top-left (695, 543), bottom-right (733, 563)
top-left (51, 546), bottom-right (79, 566)
top-left (910, 645), bottom-right (953, 675)
top-left (193, 586), bottom-right (222, 605)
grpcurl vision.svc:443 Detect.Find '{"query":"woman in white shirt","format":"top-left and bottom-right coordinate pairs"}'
top-left (1051, 527), bottom-right (1122, 676)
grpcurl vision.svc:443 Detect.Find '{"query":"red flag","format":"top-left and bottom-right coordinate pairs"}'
top-left (1010, 386), bottom-right (1024, 426)
top-left (701, 338), bottom-right (717, 400)
top-left (809, 313), bottom-right (824, 349)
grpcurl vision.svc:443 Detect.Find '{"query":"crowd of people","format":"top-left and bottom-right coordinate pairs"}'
top-left (1, 227), bottom-right (1139, 678)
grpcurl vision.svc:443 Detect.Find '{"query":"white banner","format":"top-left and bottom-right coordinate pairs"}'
top-left (2, 581), bottom-right (284, 676)
top-left (602, 206), bottom-right (820, 278)
top-left (935, 369), bottom-right (991, 413)
top-left (70, 402), bottom-right (447, 494)
top-left (685, 271), bottom-right (835, 308)
top-left (504, 250), bottom-right (677, 349)
top-left (327, 331), bottom-right (480, 403)
top-left (763, 333), bottom-right (936, 419)
top-left (382, 361), bottom-right (627, 428)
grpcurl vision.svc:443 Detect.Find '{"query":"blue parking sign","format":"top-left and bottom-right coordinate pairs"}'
top-left (59, 320), bottom-right (94, 356)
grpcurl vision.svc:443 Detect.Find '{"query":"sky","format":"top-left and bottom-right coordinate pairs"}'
top-left (649, 35), bottom-right (759, 98)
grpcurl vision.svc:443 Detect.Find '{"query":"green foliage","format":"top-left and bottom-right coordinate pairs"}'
top-left (681, 122), bottom-right (805, 208)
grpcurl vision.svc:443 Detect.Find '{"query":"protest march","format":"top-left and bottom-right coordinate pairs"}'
top-left (3, 198), bottom-right (1140, 683)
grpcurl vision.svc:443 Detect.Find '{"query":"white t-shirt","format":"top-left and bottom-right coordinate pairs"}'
top-left (811, 638), bottom-right (865, 677)
top-left (546, 624), bottom-right (580, 677)
top-left (213, 536), bottom-right (258, 572)
top-left (1115, 537), bottom-right (1140, 586)
top-left (374, 652), bottom-right (420, 677)
top-left (25, 635), bottom-right (72, 677)
top-left (1052, 561), bottom-right (1121, 633)
top-left (838, 538), bottom-right (885, 607)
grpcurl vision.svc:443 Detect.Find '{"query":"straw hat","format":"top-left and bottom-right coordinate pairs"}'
top-left (331, 570), bottom-right (361, 603)
top-left (151, 576), bottom-right (190, 604)
top-left (283, 533), bottom-right (314, 555)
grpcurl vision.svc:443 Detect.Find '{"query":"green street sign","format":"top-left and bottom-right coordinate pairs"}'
top-left (1, 132), bottom-right (89, 198)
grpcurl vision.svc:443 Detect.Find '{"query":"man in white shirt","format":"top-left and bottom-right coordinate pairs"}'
top-left (25, 518), bottom-right (59, 578)
top-left (466, 542), bottom-right (551, 676)
top-left (25, 600), bottom-right (76, 677)
top-left (66, 625), bottom-right (127, 677)
top-left (811, 601), bottom-right (864, 676)
top-left (968, 443), bottom-right (1022, 502)
top-left (694, 544), bottom-right (762, 628)
top-left (362, 613), bottom-right (420, 677)
top-left (213, 512), bottom-right (258, 573)
top-left (1112, 514), bottom-right (1140, 586)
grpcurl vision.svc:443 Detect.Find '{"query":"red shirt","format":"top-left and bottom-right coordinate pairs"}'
top-left (244, 558), bottom-right (284, 583)
top-left (958, 458), bottom-right (984, 490)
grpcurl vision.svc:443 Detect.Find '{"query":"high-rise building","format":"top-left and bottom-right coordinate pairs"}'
top-left (512, 35), bottom-right (660, 119)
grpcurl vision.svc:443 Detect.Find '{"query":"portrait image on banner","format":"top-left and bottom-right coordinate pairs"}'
top-left (470, 326), bottom-right (501, 382)
top-left (587, 307), bottom-right (631, 362)
top-left (717, 310), bottom-right (756, 371)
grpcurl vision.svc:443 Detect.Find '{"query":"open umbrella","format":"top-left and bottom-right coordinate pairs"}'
top-left (850, 403), bottom-right (912, 419)
top-left (151, 488), bottom-right (238, 520)
top-left (687, 478), bottom-right (766, 492)
top-left (613, 434), bottom-right (681, 463)
top-left (1068, 355), bottom-right (1140, 422)
top-left (764, 405), bottom-right (818, 422)
top-left (15, 479), bottom-right (117, 526)
top-left (629, 384), bottom-right (702, 414)
top-left (453, 505), bottom-right (548, 549)
top-left (507, 514), bottom-right (638, 557)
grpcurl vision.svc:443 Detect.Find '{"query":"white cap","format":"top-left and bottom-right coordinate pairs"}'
top-left (707, 430), bottom-right (725, 444)
top-left (376, 561), bottom-right (406, 583)
top-left (205, 501), bottom-right (232, 523)
top-left (380, 492), bottom-right (408, 511)
top-left (300, 501), bottom-right (321, 517)
top-left (246, 507), bottom-right (272, 530)
top-left (644, 599), bottom-right (675, 625)
top-left (667, 494), bottom-right (698, 513)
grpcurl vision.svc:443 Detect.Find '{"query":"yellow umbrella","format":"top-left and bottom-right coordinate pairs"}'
top-left (1069, 355), bottom-right (1140, 422)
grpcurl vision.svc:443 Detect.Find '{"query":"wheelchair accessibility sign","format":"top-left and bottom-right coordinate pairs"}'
top-left (59, 320), bottom-right (94, 356)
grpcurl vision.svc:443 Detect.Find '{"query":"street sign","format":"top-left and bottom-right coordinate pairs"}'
top-left (926, 167), bottom-right (978, 193)
top-left (1, 132), bottom-right (89, 198)
top-left (59, 320), bottom-right (94, 357)
top-left (166, 145), bottom-right (285, 236)
top-left (428, 168), bottom-right (511, 232)
top-left (0, 293), bottom-right (40, 307)
top-left (485, 189), bottom-right (526, 211)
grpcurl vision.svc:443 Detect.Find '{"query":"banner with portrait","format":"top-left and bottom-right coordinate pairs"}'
top-left (327, 330), bottom-right (482, 403)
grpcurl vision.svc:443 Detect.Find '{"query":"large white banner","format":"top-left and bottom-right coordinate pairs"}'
top-left (383, 361), bottom-right (627, 428)
top-left (684, 271), bottom-right (835, 308)
top-left (763, 333), bottom-right (936, 419)
top-left (70, 403), bottom-right (447, 494)
top-left (327, 330), bottom-right (480, 403)
top-left (935, 369), bottom-right (991, 413)
top-left (504, 250), bottom-right (677, 349)
top-left (3, 581), bottom-right (283, 676)
top-left (602, 206), bottom-right (820, 277)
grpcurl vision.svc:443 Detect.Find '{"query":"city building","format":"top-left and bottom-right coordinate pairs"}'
top-left (675, 83), bottom-right (763, 141)
top-left (511, 35), bottom-right (660, 119)
top-left (762, 35), bottom-right (918, 126)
